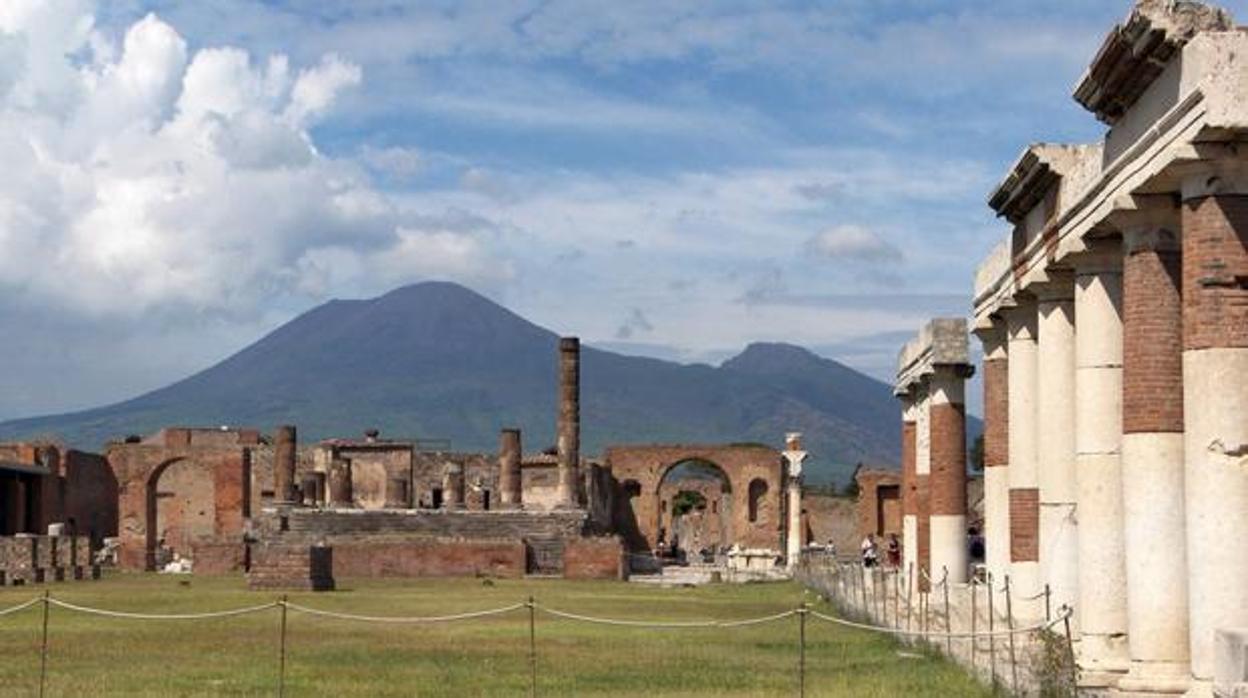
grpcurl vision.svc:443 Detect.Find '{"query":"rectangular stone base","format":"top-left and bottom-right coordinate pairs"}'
top-left (248, 544), bottom-right (335, 591)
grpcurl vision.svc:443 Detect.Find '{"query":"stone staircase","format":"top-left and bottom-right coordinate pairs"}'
top-left (268, 508), bottom-right (587, 541)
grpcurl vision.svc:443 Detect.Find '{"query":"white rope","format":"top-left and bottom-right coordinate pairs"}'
top-left (47, 598), bottom-right (278, 620)
top-left (285, 602), bottom-right (525, 624)
top-left (538, 606), bottom-right (795, 629)
top-left (809, 606), bottom-right (1070, 639)
top-left (0, 597), bottom-right (41, 617)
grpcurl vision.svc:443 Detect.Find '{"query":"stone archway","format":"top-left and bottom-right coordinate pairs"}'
top-left (146, 457), bottom-right (217, 569)
top-left (657, 459), bottom-right (733, 559)
top-left (604, 444), bottom-right (783, 553)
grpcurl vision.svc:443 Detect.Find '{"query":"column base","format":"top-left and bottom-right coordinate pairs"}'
top-left (1080, 634), bottom-right (1130, 690)
top-left (1181, 680), bottom-right (1213, 698)
top-left (1115, 661), bottom-right (1190, 696)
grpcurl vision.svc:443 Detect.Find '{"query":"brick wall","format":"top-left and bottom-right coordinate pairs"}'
top-left (1182, 194), bottom-right (1248, 350)
top-left (901, 423), bottom-right (917, 516)
top-left (983, 358), bottom-right (1009, 468)
top-left (563, 537), bottom-right (624, 580)
top-left (1123, 238), bottom-right (1184, 433)
top-left (330, 539), bottom-right (525, 578)
top-left (248, 543), bottom-right (334, 591)
top-left (192, 540), bottom-right (246, 575)
top-left (917, 476), bottom-right (930, 589)
top-left (1008, 489), bottom-right (1039, 562)
top-left (929, 403), bottom-right (967, 516)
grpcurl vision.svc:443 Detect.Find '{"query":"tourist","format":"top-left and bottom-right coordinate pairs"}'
top-left (860, 534), bottom-right (878, 568)
top-left (886, 533), bottom-right (901, 569)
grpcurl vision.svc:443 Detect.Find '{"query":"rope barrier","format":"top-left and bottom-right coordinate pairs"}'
top-left (808, 606), bottom-right (1070, 640)
top-left (538, 605), bottom-right (795, 629)
top-left (0, 597), bottom-right (41, 616)
top-left (46, 598), bottom-right (279, 620)
top-left (285, 602), bottom-right (525, 624)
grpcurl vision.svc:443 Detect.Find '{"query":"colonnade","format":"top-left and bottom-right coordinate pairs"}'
top-left (894, 319), bottom-right (973, 589)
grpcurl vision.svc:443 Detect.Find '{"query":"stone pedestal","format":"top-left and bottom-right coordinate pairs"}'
top-left (1073, 245), bottom-right (1130, 685)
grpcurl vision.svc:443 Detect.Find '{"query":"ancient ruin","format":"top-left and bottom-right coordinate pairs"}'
top-left (966, 1), bottom-right (1248, 693)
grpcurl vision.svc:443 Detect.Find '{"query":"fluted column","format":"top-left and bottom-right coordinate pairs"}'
top-left (900, 393), bottom-right (919, 579)
top-left (928, 365), bottom-right (969, 584)
top-left (976, 321), bottom-right (1011, 585)
top-left (499, 429), bottom-right (522, 508)
top-left (1072, 243), bottom-right (1129, 685)
top-left (1004, 298), bottom-right (1041, 616)
top-left (1115, 201), bottom-right (1192, 695)
top-left (1035, 274), bottom-right (1080, 630)
top-left (1180, 169), bottom-right (1248, 690)
top-left (556, 337), bottom-right (581, 508)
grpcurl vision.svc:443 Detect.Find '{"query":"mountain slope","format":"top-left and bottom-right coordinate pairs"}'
top-left (0, 282), bottom-right (967, 485)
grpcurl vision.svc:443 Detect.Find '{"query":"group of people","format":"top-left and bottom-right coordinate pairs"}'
top-left (859, 533), bottom-right (901, 569)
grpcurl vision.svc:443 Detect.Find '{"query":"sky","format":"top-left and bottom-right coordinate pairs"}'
top-left (2, 0), bottom-right (1243, 422)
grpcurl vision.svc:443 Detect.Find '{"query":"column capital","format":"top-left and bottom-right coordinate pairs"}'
top-left (1031, 269), bottom-right (1075, 303)
top-left (1067, 237), bottom-right (1123, 276)
top-left (1177, 159), bottom-right (1248, 201)
top-left (1001, 296), bottom-right (1038, 340)
top-left (973, 318), bottom-right (1008, 358)
top-left (1107, 194), bottom-right (1180, 236)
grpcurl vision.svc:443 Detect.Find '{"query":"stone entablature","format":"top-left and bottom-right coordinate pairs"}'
top-left (974, 2), bottom-right (1248, 330)
top-left (894, 318), bottom-right (972, 396)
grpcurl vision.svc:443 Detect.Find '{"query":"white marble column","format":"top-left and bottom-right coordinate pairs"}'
top-left (914, 382), bottom-right (931, 584)
top-left (1072, 243), bottom-right (1130, 685)
top-left (900, 394), bottom-right (919, 578)
top-left (1035, 274), bottom-right (1080, 631)
top-left (783, 432), bottom-right (807, 570)
top-left (1005, 298), bottom-right (1041, 618)
top-left (1180, 169), bottom-right (1248, 693)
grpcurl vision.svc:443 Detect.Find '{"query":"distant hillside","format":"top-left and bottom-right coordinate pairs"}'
top-left (0, 282), bottom-right (978, 486)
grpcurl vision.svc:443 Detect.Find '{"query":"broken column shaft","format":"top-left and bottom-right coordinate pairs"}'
top-left (499, 429), bottom-right (522, 508)
top-left (274, 425), bottom-right (297, 504)
top-left (556, 337), bottom-right (580, 508)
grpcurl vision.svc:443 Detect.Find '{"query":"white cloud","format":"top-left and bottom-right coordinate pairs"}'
top-left (805, 225), bottom-right (902, 263)
top-left (0, 7), bottom-right (499, 323)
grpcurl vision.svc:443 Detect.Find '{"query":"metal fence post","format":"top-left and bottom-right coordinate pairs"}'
top-left (1044, 583), bottom-right (1052, 623)
top-left (893, 570), bottom-right (900, 630)
top-left (38, 590), bottom-right (49, 698)
top-left (987, 574), bottom-right (997, 690)
top-left (906, 563), bottom-right (914, 633)
top-left (942, 567), bottom-right (952, 656)
top-left (798, 602), bottom-right (807, 698)
top-left (528, 595), bottom-right (538, 698)
top-left (859, 564), bottom-right (868, 619)
top-left (278, 595), bottom-right (289, 698)
top-left (1062, 606), bottom-right (1078, 694)
top-left (970, 581), bottom-right (978, 672)
top-left (1004, 575), bottom-right (1018, 695)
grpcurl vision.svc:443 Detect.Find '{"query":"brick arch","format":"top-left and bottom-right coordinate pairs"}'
top-left (107, 428), bottom-right (257, 570)
top-left (604, 444), bottom-right (782, 553)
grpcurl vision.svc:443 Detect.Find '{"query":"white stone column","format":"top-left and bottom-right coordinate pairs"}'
top-left (976, 321), bottom-right (1011, 585)
top-left (900, 394), bottom-right (919, 578)
top-left (1035, 274), bottom-right (1080, 632)
top-left (1180, 170), bottom-right (1248, 693)
top-left (1004, 298), bottom-right (1041, 618)
top-left (914, 382), bottom-right (931, 584)
top-left (1072, 243), bottom-right (1130, 685)
top-left (1116, 203), bottom-right (1191, 695)
top-left (782, 433), bottom-right (807, 570)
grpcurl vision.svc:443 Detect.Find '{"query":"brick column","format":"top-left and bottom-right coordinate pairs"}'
top-left (1116, 203), bottom-right (1191, 694)
top-left (498, 429), bottom-right (522, 508)
top-left (1180, 171), bottom-right (1248, 689)
top-left (928, 365), bottom-right (969, 584)
top-left (975, 321), bottom-right (1011, 585)
top-left (274, 425), bottom-right (297, 504)
top-left (1035, 274), bottom-right (1080, 630)
top-left (1072, 243), bottom-right (1129, 684)
top-left (914, 383), bottom-right (931, 590)
top-left (900, 393), bottom-right (919, 581)
top-left (1004, 299), bottom-right (1040, 614)
top-left (556, 337), bottom-right (580, 508)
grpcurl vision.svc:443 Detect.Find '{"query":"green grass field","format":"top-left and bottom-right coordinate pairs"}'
top-left (0, 573), bottom-right (991, 697)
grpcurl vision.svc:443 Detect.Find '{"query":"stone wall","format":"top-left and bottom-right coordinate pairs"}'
top-left (248, 542), bottom-right (334, 591)
top-left (330, 538), bottom-right (525, 579)
top-left (802, 493), bottom-right (858, 553)
top-left (0, 535), bottom-right (96, 584)
top-left (192, 539), bottom-right (246, 575)
top-left (563, 537), bottom-right (624, 580)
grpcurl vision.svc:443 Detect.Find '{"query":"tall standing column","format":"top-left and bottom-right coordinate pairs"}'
top-left (782, 433), bottom-right (807, 569)
top-left (976, 321), bottom-right (1011, 585)
top-left (928, 365), bottom-right (969, 584)
top-left (914, 383), bottom-right (932, 590)
top-left (1115, 203), bottom-right (1192, 694)
top-left (274, 425), bottom-right (297, 504)
top-left (499, 429), bottom-right (522, 508)
top-left (1035, 275), bottom-right (1080, 629)
top-left (1072, 244), bottom-right (1130, 685)
top-left (1005, 299), bottom-right (1041, 617)
top-left (556, 337), bottom-right (581, 508)
top-left (1180, 171), bottom-right (1248, 691)
top-left (900, 393), bottom-right (919, 579)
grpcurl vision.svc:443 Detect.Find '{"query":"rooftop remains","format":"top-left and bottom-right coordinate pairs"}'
top-left (1073, 0), bottom-right (1233, 124)
top-left (895, 318), bottom-right (971, 395)
top-left (987, 144), bottom-right (1103, 224)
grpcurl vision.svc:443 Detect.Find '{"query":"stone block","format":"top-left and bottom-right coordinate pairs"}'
top-left (1216, 628), bottom-right (1248, 698)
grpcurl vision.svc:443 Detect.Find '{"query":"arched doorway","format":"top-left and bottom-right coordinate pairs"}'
top-left (657, 460), bottom-right (733, 562)
top-left (145, 458), bottom-right (215, 570)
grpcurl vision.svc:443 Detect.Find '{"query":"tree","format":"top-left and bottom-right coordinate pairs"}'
top-left (969, 434), bottom-right (985, 472)
top-left (841, 463), bottom-right (862, 498)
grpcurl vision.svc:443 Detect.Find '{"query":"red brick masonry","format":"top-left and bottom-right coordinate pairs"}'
top-left (929, 403), bottom-right (967, 517)
top-left (1123, 233), bottom-right (1184, 434)
top-left (1182, 194), bottom-right (1248, 350)
top-left (1009, 489), bottom-right (1040, 562)
top-left (982, 358), bottom-right (1009, 468)
top-left (563, 537), bottom-right (625, 580)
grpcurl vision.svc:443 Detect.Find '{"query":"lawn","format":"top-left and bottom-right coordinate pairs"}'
top-left (0, 573), bottom-right (992, 697)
